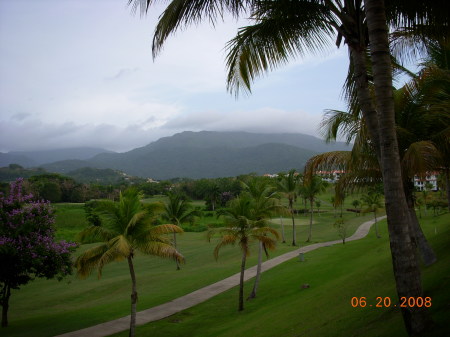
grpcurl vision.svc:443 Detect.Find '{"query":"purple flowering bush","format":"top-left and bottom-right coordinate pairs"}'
top-left (0, 178), bottom-right (77, 327)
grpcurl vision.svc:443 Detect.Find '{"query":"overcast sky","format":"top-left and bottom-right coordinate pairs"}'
top-left (0, 0), bottom-right (350, 153)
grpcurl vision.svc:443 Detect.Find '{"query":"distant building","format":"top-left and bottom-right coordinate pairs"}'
top-left (316, 170), bottom-right (345, 183)
top-left (413, 172), bottom-right (439, 191)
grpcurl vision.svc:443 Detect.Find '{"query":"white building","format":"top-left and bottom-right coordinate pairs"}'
top-left (316, 170), bottom-right (345, 183)
top-left (413, 172), bottom-right (439, 191)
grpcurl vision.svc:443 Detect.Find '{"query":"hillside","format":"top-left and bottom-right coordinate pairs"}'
top-left (39, 131), bottom-right (349, 179)
top-left (87, 142), bottom-right (318, 179)
top-left (1, 147), bottom-right (114, 167)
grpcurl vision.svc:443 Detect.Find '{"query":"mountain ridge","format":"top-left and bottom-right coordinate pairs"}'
top-left (38, 131), bottom-right (350, 179)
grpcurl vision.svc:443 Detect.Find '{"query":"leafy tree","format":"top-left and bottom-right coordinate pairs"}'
top-left (276, 170), bottom-right (301, 246)
top-left (159, 193), bottom-right (201, 270)
top-left (75, 188), bottom-right (183, 337)
top-left (210, 195), bottom-right (279, 311)
top-left (333, 218), bottom-right (349, 244)
top-left (0, 179), bottom-right (76, 327)
top-left (40, 181), bottom-right (62, 203)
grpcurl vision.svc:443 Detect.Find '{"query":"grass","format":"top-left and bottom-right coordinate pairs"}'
top-left (6, 197), bottom-right (448, 337)
top-left (111, 212), bottom-right (450, 337)
top-left (6, 204), bottom-right (375, 337)
top-left (53, 203), bottom-right (88, 241)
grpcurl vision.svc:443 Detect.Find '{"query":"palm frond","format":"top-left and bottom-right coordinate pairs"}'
top-left (76, 225), bottom-right (116, 244)
top-left (256, 235), bottom-right (277, 253)
top-left (75, 244), bottom-right (109, 279)
top-left (138, 241), bottom-right (184, 262)
top-left (402, 141), bottom-right (441, 179)
top-left (96, 236), bottom-right (131, 278)
top-left (152, 0), bottom-right (248, 57)
top-left (151, 224), bottom-right (184, 235)
top-left (319, 109), bottom-right (362, 144)
top-left (304, 151), bottom-right (351, 178)
top-left (253, 226), bottom-right (280, 240)
top-left (213, 234), bottom-right (238, 260)
top-left (225, 0), bottom-right (335, 96)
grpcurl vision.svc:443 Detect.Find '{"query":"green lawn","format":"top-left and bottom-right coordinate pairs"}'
top-left (111, 213), bottom-right (450, 337)
top-left (5, 200), bottom-right (448, 337)
top-left (53, 203), bottom-right (88, 241)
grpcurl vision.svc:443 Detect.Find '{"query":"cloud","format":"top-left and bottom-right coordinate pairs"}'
top-left (11, 112), bottom-right (32, 121)
top-left (0, 119), bottom-right (174, 153)
top-left (162, 107), bottom-right (323, 136)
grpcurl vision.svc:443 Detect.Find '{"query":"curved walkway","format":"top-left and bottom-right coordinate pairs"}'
top-left (55, 216), bottom-right (386, 337)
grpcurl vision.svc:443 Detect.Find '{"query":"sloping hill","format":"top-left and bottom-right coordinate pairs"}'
top-left (40, 131), bottom-right (350, 179)
top-left (4, 147), bottom-right (113, 167)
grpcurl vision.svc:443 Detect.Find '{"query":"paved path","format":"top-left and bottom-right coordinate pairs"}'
top-left (55, 216), bottom-right (386, 337)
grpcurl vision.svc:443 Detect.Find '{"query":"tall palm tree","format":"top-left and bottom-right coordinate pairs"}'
top-left (301, 175), bottom-right (328, 242)
top-left (310, 35), bottom-right (450, 267)
top-left (241, 177), bottom-right (285, 299)
top-left (276, 169), bottom-right (301, 246)
top-left (210, 195), bottom-right (279, 311)
top-left (363, 1), bottom-right (448, 332)
top-left (160, 193), bottom-right (201, 270)
top-left (75, 188), bottom-right (184, 337)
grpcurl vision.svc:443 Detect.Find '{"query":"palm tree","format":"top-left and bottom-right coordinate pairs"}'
top-left (361, 189), bottom-right (383, 238)
top-left (241, 177), bottom-right (285, 299)
top-left (308, 36), bottom-right (449, 268)
top-left (315, 200), bottom-right (322, 216)
top-left (205, 183), bottom-right (221, 211)
top-left (75, 188), bottom-right (184, 337)
top-left (160, 193), bottom-right (201, 270)
top-left (301, 175), bottom-right (328, 242)
top-left (210, 195), bottom-right (279, 311)
top-left (276, 169), bottom-right (301, 246)
top-left (362, 2), bottom-right (447, 331)
top-left (352, 199), bottom-right (361, 215)
top-left (330, 196), bottom-right (338, 218)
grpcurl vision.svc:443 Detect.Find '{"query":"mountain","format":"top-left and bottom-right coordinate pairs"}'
top-left (146, 131), bottom-right (349, 153)
top-left (2, 147), bottom-right (114, 167)
top-left (41, 131), bottom-right (350, 179)
top-left (0, 153), bottom-right (37, 168)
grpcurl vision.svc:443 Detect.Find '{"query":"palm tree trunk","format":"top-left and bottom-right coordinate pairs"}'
top-left (1, 283), bottom-right (11, 327)
top-left (304, 199), bottom-right (307, 217)
top-left (238, 250), bottom-right (247, 311)
top-left (248, 242), bottom-right (263, 300)
top-left (127, 256), bottom-right (138, 337)
top-left (374, 210), bottom-right (380, 238)
top-left (173, 232), bottom-right (180, 270)
top-left (445, 168), bottom-right (450, 211)
top-left (364, 1), bottom-right (433, 334)
top-left (290, 199), bottom-right (296, 246)
top-left (307, 199), bottom-right (313, 242)
top-left (404, 183), bottom-right (437, 266)
top-left (349, 46), bottom-right (382, 163)
top-left (280, 216), bottom-right (286, 243)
